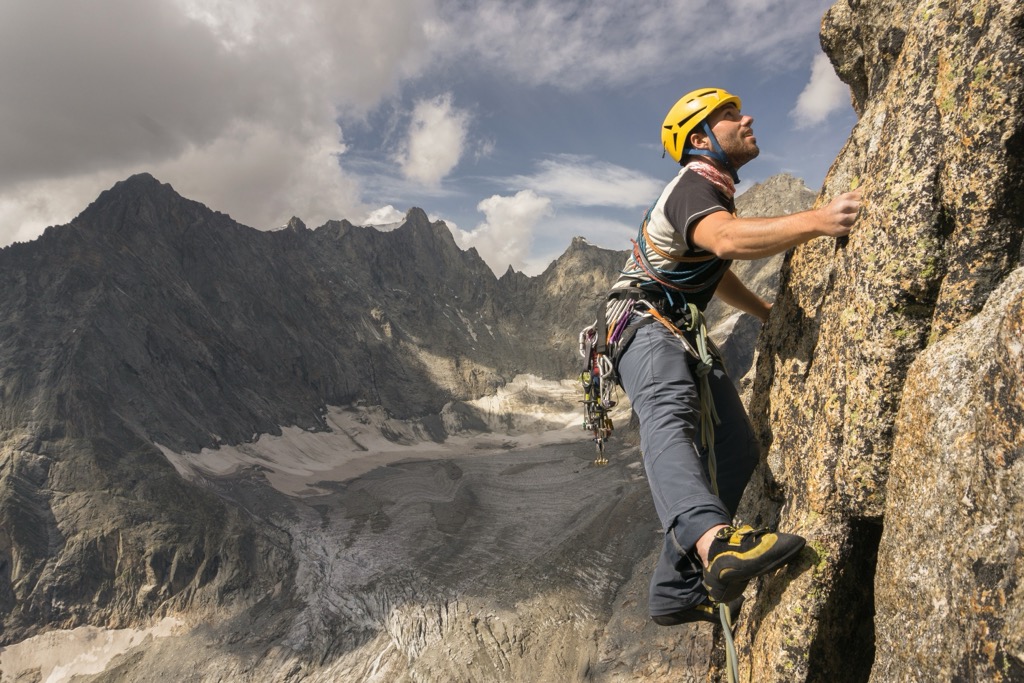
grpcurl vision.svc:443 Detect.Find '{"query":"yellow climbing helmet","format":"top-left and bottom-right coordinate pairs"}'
top-left (661, 88), bottom-right (742, 163)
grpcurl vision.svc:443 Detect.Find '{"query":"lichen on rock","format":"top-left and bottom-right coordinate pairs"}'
top-left (737, 0), bottom-right (1024, 680)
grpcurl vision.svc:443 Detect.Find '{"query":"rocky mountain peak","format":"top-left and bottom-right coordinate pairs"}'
top-left (77, 172), bottom-right (183, 219)
top-left (736, 173), bottom-right (818, 218)
top-left (390, 206), bottom-right (464, 255)
top-left (403, 206), bottom-right (430, 225)
top-left (70, 172), bottom-right (237, 248)
top-left (285, 216), bottom-right (308, 232)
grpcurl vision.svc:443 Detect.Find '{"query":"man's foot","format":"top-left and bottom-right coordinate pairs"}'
top-left (651, 594), bottom-right (744, 627)
top-left (702, 525), bottom-right (806, 603)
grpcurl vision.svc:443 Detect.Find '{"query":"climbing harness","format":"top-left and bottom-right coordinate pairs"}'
top-left (576, 175), bottom-right (728, 483)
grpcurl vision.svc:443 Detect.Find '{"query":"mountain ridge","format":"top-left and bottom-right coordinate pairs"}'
top-left (0, 169), bottom-right (811, 656)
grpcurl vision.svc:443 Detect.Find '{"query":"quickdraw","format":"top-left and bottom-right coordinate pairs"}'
top-left (578, 324), bottom-right (616, 465)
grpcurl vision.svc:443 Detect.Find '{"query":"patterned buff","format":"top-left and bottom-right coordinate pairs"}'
top-left (686, 159), bottom-right (735, 199)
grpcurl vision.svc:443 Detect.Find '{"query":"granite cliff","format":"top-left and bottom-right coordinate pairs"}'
top-left (735, 0), bottom-right (1024, 681)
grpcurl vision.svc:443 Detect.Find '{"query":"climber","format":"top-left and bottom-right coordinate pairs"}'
top-left (605, 88), bottom-right (861, 626)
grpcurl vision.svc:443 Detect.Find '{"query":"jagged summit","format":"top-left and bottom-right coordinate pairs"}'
top-left (78, 172), bottom-right (188, 216)
top-left (736, 173), bottom-right (818, 217)
top-left (285, 216), bottom-right (308, 231)
top-left (390, 205), bottom-right (464, 252)
top-left (70, 172), bottom-right (240, 247)
top-left (107, 171), bottom-right (166, 192)
top-left (403, 206), bottom-right (430, 224)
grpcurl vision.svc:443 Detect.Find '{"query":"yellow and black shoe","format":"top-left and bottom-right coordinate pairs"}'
top-left (651, 594), bottom-right (744, 627)
top-left (702, 525), bottom-right (806, 603)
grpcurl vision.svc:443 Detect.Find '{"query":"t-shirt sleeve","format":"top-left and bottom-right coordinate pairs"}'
top-left (662, 172), bottom-right (732, 252)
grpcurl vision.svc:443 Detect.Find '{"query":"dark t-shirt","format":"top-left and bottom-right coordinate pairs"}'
top-left (665, 171), bottom-right (735, 252)
top-left (612, 166), bottom-right (734, 310)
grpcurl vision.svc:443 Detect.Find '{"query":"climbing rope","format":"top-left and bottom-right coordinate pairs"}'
top-left (720, 602), bottom-right (739, 683)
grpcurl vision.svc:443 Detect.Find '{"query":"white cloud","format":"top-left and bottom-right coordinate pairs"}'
top-left (363, 204), bottom-right (406, 226)
top-left (0, 0), bottom-right (437, 244)
top-left (791, 53), bottom-right (850, 128)
top-left (510, 156), bottom-right (660, 208)
top-left (451, 191), bottom-right (553, 275)
top-left (431, 0), bottom-right (833, 89)
top-left (149, 123), bottom-right (362, 230)
top-left (399, 94), bottom-right (471, 187)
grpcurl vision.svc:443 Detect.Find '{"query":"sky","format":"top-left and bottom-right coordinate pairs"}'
top-left (0, 0), bottom-right (857, 276)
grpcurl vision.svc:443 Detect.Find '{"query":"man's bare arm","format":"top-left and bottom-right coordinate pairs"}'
top-left (715, 268), bottom-right (771, 322)
top-left (692, 190), bottom-right (862, 260)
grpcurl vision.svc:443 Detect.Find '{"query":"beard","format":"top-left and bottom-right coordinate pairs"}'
top-left (726, 136), bottom-right (759, 168)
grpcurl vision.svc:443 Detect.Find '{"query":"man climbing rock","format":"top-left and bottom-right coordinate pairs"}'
top-left (605, 88), bottom-right (861, 625)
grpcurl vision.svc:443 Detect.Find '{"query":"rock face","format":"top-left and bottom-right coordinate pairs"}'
top-left (874, 266), bottom-right (1024, 682)
top-left (737, 0), bottom-right (1024, 680)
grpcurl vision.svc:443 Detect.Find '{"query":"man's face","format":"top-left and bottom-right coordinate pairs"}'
top-left (698, 103), bottom-right (760, 168)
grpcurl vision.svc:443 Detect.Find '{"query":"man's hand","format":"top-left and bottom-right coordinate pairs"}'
top-left (817, 189), bottom-right (862, 238)
top-left (692, 188), bottom-right (864, 260)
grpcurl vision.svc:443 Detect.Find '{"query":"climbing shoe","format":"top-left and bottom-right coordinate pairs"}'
top-left (652, 594), bottom-right (744, 627)
top-left (702, 525), bottom-right (806, 603)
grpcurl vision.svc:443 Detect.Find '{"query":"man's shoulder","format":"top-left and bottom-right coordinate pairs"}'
top-left (664, 167), bottom-right (731, 212)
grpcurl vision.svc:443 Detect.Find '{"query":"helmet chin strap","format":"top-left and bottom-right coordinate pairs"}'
top-left (685, 121), bottom-right (740, 183)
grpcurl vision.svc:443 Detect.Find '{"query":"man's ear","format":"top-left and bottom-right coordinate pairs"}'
top-left (688, 129), bottom-right (709, 151)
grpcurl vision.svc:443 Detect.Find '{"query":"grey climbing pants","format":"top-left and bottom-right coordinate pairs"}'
top-left (617, 321), bottom-right (760, 616)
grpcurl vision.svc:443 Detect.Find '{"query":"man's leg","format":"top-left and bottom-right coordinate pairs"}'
top-left (617, 323), bottom-right (732, 615)
top-left (697, 361), bottom-right (806, 600)
top-left (704, 359), bottom-right (760, 516)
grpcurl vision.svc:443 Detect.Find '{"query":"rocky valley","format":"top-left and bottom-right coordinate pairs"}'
top-left (0, 165), bottom-right (805, 683)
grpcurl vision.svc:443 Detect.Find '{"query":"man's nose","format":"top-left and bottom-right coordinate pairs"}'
top-left (741, 114), bottom-right (754, 126)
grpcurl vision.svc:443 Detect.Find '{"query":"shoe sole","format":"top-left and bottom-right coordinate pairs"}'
top-left (652, 595), bottom-right (745, 627)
